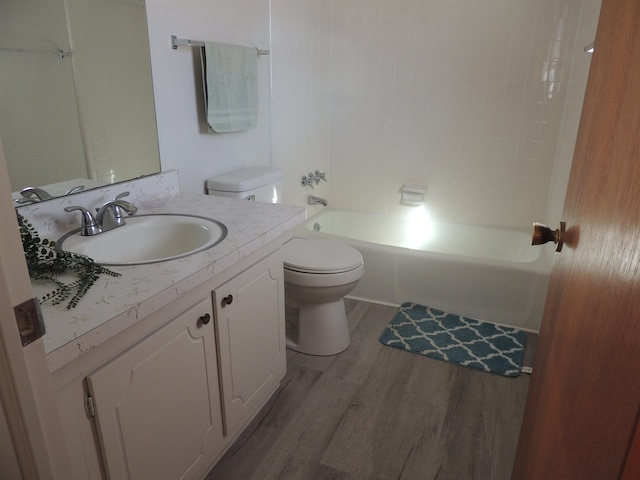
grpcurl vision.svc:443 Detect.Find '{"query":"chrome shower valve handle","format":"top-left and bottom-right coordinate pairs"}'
top-left (301, 175), bottom-right (315, 188)
top-left (301, 170), bottom-right (327, 187)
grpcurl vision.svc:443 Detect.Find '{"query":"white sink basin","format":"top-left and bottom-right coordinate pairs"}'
top-left (57, 214), bottom-right (227, 265)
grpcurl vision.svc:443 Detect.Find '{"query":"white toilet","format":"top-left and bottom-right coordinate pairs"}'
top-left (207, 167), bottom-right (364, 356)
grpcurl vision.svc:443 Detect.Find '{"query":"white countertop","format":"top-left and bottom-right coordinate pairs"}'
top-left (37, 192), bottom-right (306, 371)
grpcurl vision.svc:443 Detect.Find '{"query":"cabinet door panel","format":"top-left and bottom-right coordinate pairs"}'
top-left (214, 251), bottom-right (286, 435)
top-left (87, 298), bottom-right (223, 480)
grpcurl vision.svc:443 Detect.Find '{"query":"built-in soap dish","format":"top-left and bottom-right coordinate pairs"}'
top-left (400, 184), bottom-right (426, 206)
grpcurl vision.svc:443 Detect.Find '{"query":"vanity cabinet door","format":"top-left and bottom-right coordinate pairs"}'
top-left (213, 250), bottom-right (286, 436)
top-left (86, 297), bottom-right (224, 480)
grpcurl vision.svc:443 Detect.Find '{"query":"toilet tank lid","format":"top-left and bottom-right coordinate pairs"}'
top-left (206, 166), bottom-right (283, 192)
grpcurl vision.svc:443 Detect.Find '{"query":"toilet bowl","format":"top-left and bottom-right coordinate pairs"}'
top-left (282, 238), bottom-right (364, 356)
top-left (206, 167), bottom-right (364, 356)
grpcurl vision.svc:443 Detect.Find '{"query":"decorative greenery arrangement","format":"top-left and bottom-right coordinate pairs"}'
top-left (17, 212), bottom-right (121, 309)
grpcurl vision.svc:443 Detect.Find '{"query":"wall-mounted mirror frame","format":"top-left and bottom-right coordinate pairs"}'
top-left (0, 0), bottom-right (161, 204)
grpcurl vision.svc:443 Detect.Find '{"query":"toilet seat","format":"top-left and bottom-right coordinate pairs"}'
top-left (283, 238), bottom-right (363, 274)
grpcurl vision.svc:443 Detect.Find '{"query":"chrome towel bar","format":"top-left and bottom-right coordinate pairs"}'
top-left (170, 35), bottom-right (269, 56)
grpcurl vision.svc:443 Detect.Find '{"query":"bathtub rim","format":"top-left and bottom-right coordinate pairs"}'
top-left (297, 209), bottom-right (554, 274)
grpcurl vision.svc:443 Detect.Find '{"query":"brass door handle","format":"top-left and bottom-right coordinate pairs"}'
top-left (532, 222), bottom-right (566, 252)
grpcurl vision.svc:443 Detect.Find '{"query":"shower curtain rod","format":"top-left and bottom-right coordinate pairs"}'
top-left (0, 46), bottom-right (70, 59)
top-left (170, 35), bottom-right (269, 55)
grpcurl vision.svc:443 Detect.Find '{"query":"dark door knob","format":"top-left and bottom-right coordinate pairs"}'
top-left (532, 222), bottom-right (566, 252)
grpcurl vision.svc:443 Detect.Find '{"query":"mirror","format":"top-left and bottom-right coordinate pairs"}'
top-left (0, 0), bottom-right (160, 203)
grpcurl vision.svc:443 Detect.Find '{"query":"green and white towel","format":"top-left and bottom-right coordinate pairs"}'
top-left (202, 42), bottom-right (258, 133)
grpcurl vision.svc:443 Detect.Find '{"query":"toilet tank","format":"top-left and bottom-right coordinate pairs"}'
top-left (206, 166), bottom-right (283, 203)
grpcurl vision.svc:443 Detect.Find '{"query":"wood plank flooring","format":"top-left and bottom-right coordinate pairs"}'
top-left (204, 299), bottom-right (537, 480)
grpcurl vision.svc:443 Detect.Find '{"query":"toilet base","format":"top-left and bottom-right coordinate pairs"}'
top-left (285, 298), bottom-right (350, 356)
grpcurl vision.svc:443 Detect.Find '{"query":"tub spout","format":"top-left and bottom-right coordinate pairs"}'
top-left (308, 195), bottom-right (328, 206)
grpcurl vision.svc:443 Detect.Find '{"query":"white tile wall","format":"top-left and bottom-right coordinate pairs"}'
top-left (270, 0), bottom-right (333, 209)
top-left (545, 0), bottom-right (602, 227)
top-left (271, 0), bottom-right (601, 229)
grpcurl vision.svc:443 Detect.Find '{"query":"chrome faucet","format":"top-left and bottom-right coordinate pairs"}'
top-left (308, 195), bottom-right (328, 206)
top-left (64, 192), bottom-right (138, 236)
top-left (95, 191), bottom-right (137, 231)
top-left (17, 186), bottom-right (53, 203)
top-left (63, 206), bottom-right (102, 236)
top-left (95, 198), bottom-right (138, 231)
top-left (64, 185), bottom-right (85, 195)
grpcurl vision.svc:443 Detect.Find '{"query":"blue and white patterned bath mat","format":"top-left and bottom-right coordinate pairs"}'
top-left (379, 302), bottom-right (527, 377)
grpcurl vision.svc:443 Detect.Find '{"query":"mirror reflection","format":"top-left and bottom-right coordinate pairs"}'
top-left (0, 0), bottom-right (160, 203)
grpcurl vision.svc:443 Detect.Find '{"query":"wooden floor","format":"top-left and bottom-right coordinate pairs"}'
top-left (205, 299), bottom-right (537, 480)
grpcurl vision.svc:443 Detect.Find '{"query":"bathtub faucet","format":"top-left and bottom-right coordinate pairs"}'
top-left (308, 195), bottom-right (328, 206)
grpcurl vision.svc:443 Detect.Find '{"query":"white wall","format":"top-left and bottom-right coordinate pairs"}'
top-left (145, 0), bottom-right (272, 194)
top-left (145, 0), bottom-right (600, 229)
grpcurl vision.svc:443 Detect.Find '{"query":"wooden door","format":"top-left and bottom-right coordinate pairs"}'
top-left (0, 138), bottom-right (73, 479)
top-left (512, 0), bottom-right (640, 478)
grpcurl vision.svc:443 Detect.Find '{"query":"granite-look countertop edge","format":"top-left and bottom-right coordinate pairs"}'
top-left (43, 193), bottom-right (306, 372)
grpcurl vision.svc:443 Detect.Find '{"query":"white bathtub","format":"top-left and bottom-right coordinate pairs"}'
top-left (295, 209), bottom-right (552, 332)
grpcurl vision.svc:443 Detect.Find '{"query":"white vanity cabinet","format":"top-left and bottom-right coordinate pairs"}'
top-left (86, 297), bottom-right (224, 480)
top-left (213, 250), bottom-right (286, 435)
top-left (53, 244), bottom-right (290, 480)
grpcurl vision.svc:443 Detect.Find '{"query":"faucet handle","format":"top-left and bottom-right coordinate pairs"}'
top-left (96, 199), bottom-right (137, 231)
top-left (301, 175), bottom-right (314, 189)
top-left (314, 170), bottom-right (327, 183)
top-left (64, 206), bottom-right (102, 236)
top-left (64, 185), bottom-right (85, 195)
top-left (110, 192), bottom-right (134, 223)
